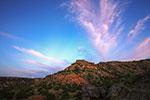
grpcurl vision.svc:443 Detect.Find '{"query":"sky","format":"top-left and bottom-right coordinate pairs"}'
top-left (0, 0), bottom-right (150, 78)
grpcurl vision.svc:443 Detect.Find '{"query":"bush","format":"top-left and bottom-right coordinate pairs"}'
top-left (0, 89), bottom-right (14, 99)
top-left (38, 87), bottom-right (42, 92)
top-left (61, 85), bottom-right (67, 90)
top-left (41, 90), bottom-right (48, 95)
top-left (16, 87), bottom-right (33, 100)
top-left (53, 86), bottom-right (59, 91)
top-left (125, 73), bottom-right (141, 84)
top-left (75, 91), bottom-right (82, 100)
top-left (45, 93), bottom-right (56, 100)
top-left (66, 83), bottom-right (81, 92)
top-left (61, 91), bottom-right (69, 99)
top-left (73, 66), bottom-right (80, 74)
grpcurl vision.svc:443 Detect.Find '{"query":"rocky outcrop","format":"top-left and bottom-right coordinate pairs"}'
top-left (104, 84), bottom-right (129, 100)
top-left (82, 85), bottom-right (101, 100)
top-left (83, 83), bottom-right (150, 100)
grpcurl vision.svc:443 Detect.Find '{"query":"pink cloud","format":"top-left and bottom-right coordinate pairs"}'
top-left (13, 69), bottom-right (49, 78)
top-left (23, 59), bottom-right (50, 69)
top-left (23, 59), bottom-right (64, 71)
top-left (68, 0), bottom-right (125, 58)
top-left (13, 45), bottom-right (64, 64)
top-left (134, 38), bottom-right (150, 59)
top-left (0, 32), bottom-right (23, 40)
top-left (128, 16), bottom-right (150, 39)
top-left (122, 38), bottom-right (150, 61)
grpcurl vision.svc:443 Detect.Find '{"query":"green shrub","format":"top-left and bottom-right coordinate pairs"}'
top-left (125, 73), bottom-right (141, 84)
top-left (0, 89), bottom-right (14, 99)
top-left (45, 93), bottom-right (56, 100)
top-left (73, 66), bottom-right (80, 74)
top-left (53, 86), bottom-right (59, 91)
top-left (75, 91), bottom-right (82, 100)
top-left (61, 85), bottom-right (67, 90)
top-left (15, 87), bottom-right (34, 100)
top-left (61, 91), bottom-right (69, 99)
top-left (66, 83), bottom-right (81, 92)
top-left (41, 90), bottom-right (47, 95)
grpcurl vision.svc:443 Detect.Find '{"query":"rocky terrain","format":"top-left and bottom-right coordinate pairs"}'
top-left (0, 59), bottom-right (150, 100)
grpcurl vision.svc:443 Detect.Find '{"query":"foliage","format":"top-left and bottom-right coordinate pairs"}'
top-left (61, 91), bottom-right (69, 99)
top-left (0, 88), bottom-right (14, 99)
top-left (16, 87), bottom-right (34, 100)
top-left (73, 66), bottom-right (80, 74)
top-left (45, 93), bottom-right (56, 100)
top-left (53, 86), bottom-right (60, 91)
top-left (125, 73), bottom-right (141, 84)
top-left (75, 91), bottom-right (82, 100)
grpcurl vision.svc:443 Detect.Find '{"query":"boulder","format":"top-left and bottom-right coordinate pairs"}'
top-left (98, 86), bottom-right (108, 98)
top-left (82, 85), bottom-right (100, 100)
top-left (104, 84), bottom-right (129, 100)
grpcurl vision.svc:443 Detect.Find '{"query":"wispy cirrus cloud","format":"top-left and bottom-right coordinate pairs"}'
top-left (23, 59), bottom-right (64, 71)
top-left (23, 59), bottom-right (50, 70)
top-left (68, 0), bottom-right (125, 58)
top-left (121, 37), bottom-right (150, 61)
top-left (128, 15), bottom-right (150, 40)
top-left (133, 37), bottom-right (150, 60)
top-left (77, 47), bottom-right (97, 62)
top-left (13, 69), bottom-right (49, 78)
top-left (67, 0), bottom-right (150, 61)
top-left (0, 32), bottom-right (23, 40)
top-left (13, 45), bottom-right (64, 64)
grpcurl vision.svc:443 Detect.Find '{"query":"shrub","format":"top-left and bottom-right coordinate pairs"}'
top-left (75, 91), bottom-right (82, 100)
top-left (45, 93), bottom-right (56, 100)
top-left (61, 85), bottom-right (67, 90)
top-left (125, 73), bottom-right (141, 84)
top-left (16, 87), bottom-right (33, 99)
top-left (61, 91), bottom-right (69, 99)
top-left (53, 86), bottom-right (59, 91)
top-left (73, 66), bottom-right (80, 74)
top-left (0, 89), bottom-right (14, 99)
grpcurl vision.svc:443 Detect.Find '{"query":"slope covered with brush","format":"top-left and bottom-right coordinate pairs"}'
top-left (0, 59), bottom-right (150, 100)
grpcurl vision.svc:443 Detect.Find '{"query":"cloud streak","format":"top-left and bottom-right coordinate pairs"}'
top-left (134, 38), bottom-right (150, 59)
top-left (23, 59), bottom-right (64, 71)
top-left (68, 0), bottom-right (125, 58)
top-left (23, 59), bottom-right (50, 69)
top-left (120, 37), bottom-right (150, 61)
top-left (128, 15), bottom-right (150, 40)
top-left (0, 32), bottom-right (23, 40)
top-left (13, 69), bottom-right (49, 78)
top-left (13, 45), bottom-right (64, 64)
top-left (77, 47), bottom-right (97, 62)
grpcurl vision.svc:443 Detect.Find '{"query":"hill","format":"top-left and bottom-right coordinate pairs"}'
top-left (0, 59), bottom-right (150, 100)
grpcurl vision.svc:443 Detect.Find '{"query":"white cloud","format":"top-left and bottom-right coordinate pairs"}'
top-left (128, 15), bottom-right (150, 39)
top-left (13, 45), bottom-right (64, 64)
top-left (23, 59), bottom-right (64, 71)
top-left (0, 32), bottom-right (23, 40)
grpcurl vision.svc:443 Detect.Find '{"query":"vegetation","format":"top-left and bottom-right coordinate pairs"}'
top-left (0, 59), bottom-right (150, 100)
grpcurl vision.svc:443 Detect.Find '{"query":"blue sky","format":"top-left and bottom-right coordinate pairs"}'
top-left (0, 0), bottom-right (150, 78)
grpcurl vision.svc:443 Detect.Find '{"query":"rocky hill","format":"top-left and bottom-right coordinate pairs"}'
top-left (0, 59), bottom-right (150, 100)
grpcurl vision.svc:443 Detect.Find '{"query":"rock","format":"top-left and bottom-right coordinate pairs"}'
top-left (128, 90), bottom-right (150, 100)
top-left (82, 85), bottom-right (100, 100)
top-left (98, 86), bottom-right (108, 98)
top-left (83, 83), bottom-right (150, 100)
top-left (105, 84), bottom-right (129, 100)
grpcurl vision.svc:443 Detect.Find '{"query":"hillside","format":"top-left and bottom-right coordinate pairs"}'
top-left (0, 59), bottom-right (150, 100)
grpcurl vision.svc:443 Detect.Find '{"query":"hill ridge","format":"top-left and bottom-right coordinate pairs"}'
top-left (0, 58), bottom-right (150, 100)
